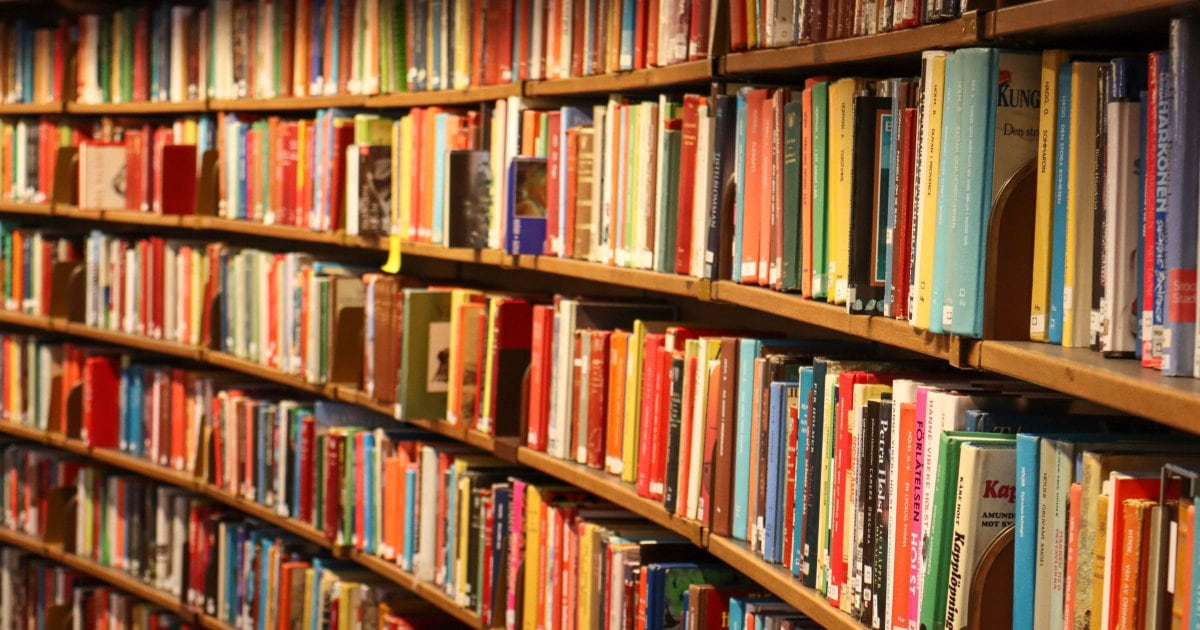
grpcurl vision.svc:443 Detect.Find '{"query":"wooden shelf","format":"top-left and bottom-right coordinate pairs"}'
top-left (366, 83), bottom-right (522, 108)
top-left (983, 0), bottom-right (1195, 40)
top-left (0, 102), bottom-right (64, 115)
top-left (720, 15), bottom-right (980, 76)
top-left (0, 202), bottom-right (52, 216)
top-left (705, 536), bottom-right (866, 630)
top-left (208, 94), bottom-right (369, 111)
top-left (515, 447), bottom-right (705, 546)
top-left (524, 60), bottom-right (715, 96)
top-left (0, 526), bottom-right (229, 629)
top-left (348, 552), bottom-right (491, 628)
top-left (65, 100), bottom-right (207, 115)
top-left (516, 255), bottom-right (712, 300)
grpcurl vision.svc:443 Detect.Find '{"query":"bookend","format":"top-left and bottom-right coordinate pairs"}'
top-left (489, 347), bottom-right (532, 438)
top-left (45, 604), bottom-right (71, 630)
top-left (982, 159), bottom-right (1037, 341)
top-left (43, 485), bottom-right (78, 554)
top-left (49, 261), bottom-right (86, 323)
top-left (194, 150), bottom-right (220, 217)
top-left (49, 147), bottom-right (79, 209)
top-left (63, 383), bottom-right (83, 441)
top-left (327, 305), bottom-right (365, 386)
top-left (204, 290), bottom-right (223, 351)
top-left (968, 524), bottom-right (1014, 630)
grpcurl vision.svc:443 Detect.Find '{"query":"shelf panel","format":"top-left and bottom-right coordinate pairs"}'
top-left (517, 255), bottom-right (711, 299)
top-left (0, 202), bottom-right (53, 217)
top-left (706, 536), bottom-right (865, 630)
top-left (194, 216), bottom-right (346, 246)
top-left (984, 0), bottom-right (1194, 40)
top-left (349, 552), bottom-right (488, 628)
top-left (524, 60), bottom-right (715, 96)
top-left (65, 100), bottom-right (207, 115)
top-left (0, 102), bottom-right (64, 115)
top-left (366, 83), bottom-right (522, 108)
top-left (208, 95), bottom-right (367, 111)
top-left (720, 16), bottom-right (980, 76)
top-left (516, 447), bottom-right (705, 546)
top-left (0, 526), bottom-right (227, 629)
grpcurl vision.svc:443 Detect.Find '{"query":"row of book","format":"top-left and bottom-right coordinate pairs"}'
top-left (730, 0), bottom-right (970, 50)
top-left (77, 117), bottom-right (212, 213)
top-left (0, 20), bottom-right (70, 105)
top-left (1026, 21), bottom-right (1200, 381)
top-left (0, 547), bottom-right (189, 630)
top-left (0, 118), bottom-right (72, 205)
top-left (0, 337), bottom-right (823, 629)
top-left (52, 0), bottom-right (718, 105)
top-left (0, 442), bottom-right (471, 629)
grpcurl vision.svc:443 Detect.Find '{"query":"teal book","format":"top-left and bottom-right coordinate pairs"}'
top-left (929, 52), bottom-right (964, 334)
top-left (781, 99), bottom-right (804, 291)
top-left (432, 112), bottom-right (450, 243)
top-left (944, 49), bottom-right (1041, 338)
top-left (1048, 62), bottom-right (1073, 345)
top-left (811, 81), bottom-right (830, 299)
top-left (732, 88), bottom-right (749, 283)
top-left (731, 338), bottom-right (761, 540)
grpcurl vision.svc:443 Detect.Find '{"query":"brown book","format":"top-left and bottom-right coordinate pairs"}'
top-left (572, 128), bottom-right (596, 260)
top-left (1091, 493), bottom-right (1110, 630)
top-left (369, 275), bottom-right (398, 404)
top-left (586, 330), bottom-right (611, 470)
top-left (698, 355), bottom-right (723, 526)
top-left (328, 275), bottom-right (365, 386)
top-left (710, 337), bottom-right (740, 536)
top-left (569, 331), bottom-right (586, 463)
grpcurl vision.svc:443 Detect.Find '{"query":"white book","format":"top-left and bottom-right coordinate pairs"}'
top-left (589, 103), bottom-right (608, 262)
top-left (575, 329), bottom-right (592, 464)
top-left (690, 105), bottom-right (712, 277)
top-left (548, 299), bottom-right (578, 459)
top-left (599, 98), bottom-right (619, 264)
top-left (346, 145), bottom-right (361, 236)
top-left (530, 0), bottom-right (545, 80)
top-left (945, 442), bottom-right (1017, 630)
top-left (1102, 99), bottom-right (1142, 356)
top-left (685, 341), bottom-right (714, 521)
top-left (414, 445), bottom-right (440, 582)
top-left (636, 101), bottom-right (659, 269)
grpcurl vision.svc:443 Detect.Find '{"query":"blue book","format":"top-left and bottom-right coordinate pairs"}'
top-left (791, 367), bottom-right (814, 577)
top-left (945, 48), bottom-right (1040, 338)
top-left (763, 381), bottom-right (792, 563)
top-left (929, 51), bottom-right (964, 334)
top-left (1047, 62), bottom-right (1073, 344)
top-left (1012, 433), bottom-right (1042, 630)
top-left (1162, 18), bottom-right (1200, 376)
top-left (403, 466), bottom-right (417, 569)
top-left (432, 113), bottom-right (450, 242)
top-left (706, 95), bottom-right (739, 280)
top-left (619, 0), bottom-right (635, 71)
top-left (731, 338), bottom-right (761, 540)
top-left (363, 431), bottom-right (376, 553)
top-left (491, 484), bottom-right (511, 591)
top-left (506, 157), bottom-right (548, 254)
top-left (732, 89), bottom-right (749, 283)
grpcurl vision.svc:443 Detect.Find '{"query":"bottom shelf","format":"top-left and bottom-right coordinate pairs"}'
top-left (0, 526), bottom-right (229, 629)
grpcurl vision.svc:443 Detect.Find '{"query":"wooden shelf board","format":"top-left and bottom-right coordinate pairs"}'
top-left (524, 60), bottom-right (715, 96)
top-left (204, 351), bottom-right (337, 398)
top-left (518, 256), bottom-right (711, 299)
top-left (0, 102), bottom-right (64, 115)
top-left (0, 202), bottom-right (52, 216)
top-left (976, 340), bottom-right (1200, 432)
top-left (349, 552), bottom-right (486, 628)
top-left (0, 527), bottom-right (226, 628)
top-left (66, 100), bottom-right (207, 115)
top-left (208, 95), bottom-right (367, 111)
top-left (984, 0), bottom-right (1194, 39)
top-left (58, 320), bottom-right (203, 361)
top-left (705, 536), bottom-right (866, 630)
top-left (88, 209), bottom-right (191, 228)
top-left (401, 241), bottom-right (509, 265)
top-left (516, 447), bottom-right (705, 545)
top-left (720, 15), bottom-right (979, 76)
top-left (365, 83), bottom-right (522, 108)
top-left (195, 216), bottom-right (346, 246)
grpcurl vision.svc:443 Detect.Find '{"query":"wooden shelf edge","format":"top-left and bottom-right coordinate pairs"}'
top-left (208, 95), bottom-right (367, 111)
top-left (983, 0), bottom-right (1196, 39)
top-left (0, 202), bottom-right (53, 216)
top-left (0, 102), bottom-right (64, 115)
top-left (349, 552), bottom-right (488, 629)
top-left (515, 447), bottom-right (705, 546)
top-left (705, 536), bottom-right (867, 630)
top-left (720, 15), bottom-right (980, 76)
top-left (524, 60), bottom-right (715, 96)
top-left (65, 100), bottom-right (208, 115)
top-left (365, 83), bottom-right (522, 108)
top-left (0, 526), bottom-right (229, 629)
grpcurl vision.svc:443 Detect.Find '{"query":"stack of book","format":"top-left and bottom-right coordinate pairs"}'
top-left (0, 19), bottom-right (71, 105)
top-left (0, 118), bottom-right (73, 205)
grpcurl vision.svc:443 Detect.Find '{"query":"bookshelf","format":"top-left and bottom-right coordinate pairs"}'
top-left (0, 0), bottom-right (1196, 627)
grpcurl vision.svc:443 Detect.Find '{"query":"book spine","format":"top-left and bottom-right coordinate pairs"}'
top-left (1163, 18), bottom-right (1200, 376)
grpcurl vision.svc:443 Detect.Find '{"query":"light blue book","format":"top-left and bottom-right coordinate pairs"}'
top-left (329, 0), bottom-right (343, 91)
top-left (791, 366), bottom-right (814, 577)
top-left (363, 431), bottom-right (376, 553)
top-left (1012, 433), bottom-right (1042, 630)
top-left (929, 51), bottom-right (964, 334)
top-left (444, 464), bottom-right (457, 581)
top-left (731, 338), bottom-right (761, 540)
top-left (403, 466), bottom-right (417, 569)
top-left (729, 597), bottom-right (782, 630)
top-left (763, 381), bottom-right (792, 563)
top-left (429, 0), bottom-right (443, 89)
top-left (431, 112), bottom-right (450, 243)
top-left (257, 537), bottom-right (272, 630)
top-left (1048, 62), bottom-right (1073, 345)
top-left (619, 0), bottom-right (635, 71)
top-left (732, 89), bottom-right (750, 283)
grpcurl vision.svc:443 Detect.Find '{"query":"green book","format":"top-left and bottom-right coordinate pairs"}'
top-left (656, 128), bottom-right (682, 274)
top-left (398, 288), bottom-right (453, 421)
top-left (810, 81), bottom-right (829, 299)
top-left (919, 430), bottom-right (1016, 630)
top-left (340, 428), bottom-right (358, 545)
top-left (393, 0), bottom-right (408, 92)
top-left (781, 98), bottom-right (804, 291)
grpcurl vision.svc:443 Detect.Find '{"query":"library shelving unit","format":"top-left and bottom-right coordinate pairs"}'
top-left (0, 0), bottom-right (1197, 627)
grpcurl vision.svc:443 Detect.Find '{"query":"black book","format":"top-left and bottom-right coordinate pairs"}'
top-left (873, 399), bottom-right (894, 630)
top-left (358, 145), bottom-right (392, 236)
top-left (661, 355), bottom-right (686, 513)
top-left (846, 96), bottom-right (893, 316)
top-left (446, 150), bottom-right (492, 248)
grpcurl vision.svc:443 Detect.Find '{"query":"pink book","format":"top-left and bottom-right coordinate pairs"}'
top-left (506, 479), bottom-right (527, 630)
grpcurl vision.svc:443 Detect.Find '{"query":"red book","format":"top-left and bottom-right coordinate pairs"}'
top-left (528, 303), bottom-right (554, 446)
top-left (586, 330), bottom-right (611, 470)
top-left (170, 368), bottom-right (186, 470)
top-left (323, 432), bottom-right (345, 542)
top-left (1063, 481), bottom-right (1082, 629)
top-left (298, 414), bottom-right (316, 523)
top-left (487, 0), bottom-right (515, 84)
top-left (159, 145), bottom-right (198, 215)
top-left (647, 346), bottom-right (673, 501)
top-left (481, 494), bottom-right (496, 622)
top-left (780, 384), bottom-right (800, 564)
top-left (124, 130), bottom-right (144, 211)
top-left (1142, 52), bottom-right (1163, 368)
top-left (570, 0), bottom-right (586, 76)
top-left (81, 353), bottom-right (120, 449)
top-left (891, 107), bottom-right (918, 320)
top-left (152, 237), bottom-right (165, 339)
top-left (329, 119), bottom-right (354, 231)
top-left (633, 0), bottom-right (647, 70)
top-left (673, 94), bottom-right (703, 274)
top-left (688, 0), bottom-right (710, 59)
top-left (546, 111), bottom-right (562, 255)
top-left (635, 333), bottom-right (665, 497)
top-left (569, 332), bottom-right (585, 461)
top-left (740, 89), bottom-right (769, 284)
top-left (645, 0), bottom-right (659, 67)
top-left (133, 8), bottom-right (149, 101)
top-left (515, 0), bottom-right (531, 81)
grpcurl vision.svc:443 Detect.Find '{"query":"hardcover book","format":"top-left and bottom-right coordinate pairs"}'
top-left (445, 150), bottom-right (492, 249)
top-left (505, 157), bottom-right (548, 255)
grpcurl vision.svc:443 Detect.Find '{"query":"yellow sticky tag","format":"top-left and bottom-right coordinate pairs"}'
top-left (381, 234), bottom-right (402, 273)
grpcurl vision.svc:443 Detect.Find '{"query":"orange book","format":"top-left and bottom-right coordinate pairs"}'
top-left (568, 332), bottom-right (585, 463)
top-left (740, 89), bottom-right (770, 285)
top-left (11, 229), bottom-right (23, 311)
top-left (521, 109), bottom-right (539, 157)
top-left (420, 108), bottom-right (441, 241)
top-left (1065, 482), bottom-right (1083, 629)
top-left (1173, 504), bottom-right (1194, 630)
top-left (170, 368), bottom-right (186, 470)
top-left (604, 330), bottom-right (629, 473)
top-left (1117, 498), bottom-right (1154, 630)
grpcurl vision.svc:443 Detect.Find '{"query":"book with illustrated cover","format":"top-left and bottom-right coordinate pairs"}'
top-left (445, 150), bottom-right (492, 248)
top-left (505, 157), bottom-right (547, 255)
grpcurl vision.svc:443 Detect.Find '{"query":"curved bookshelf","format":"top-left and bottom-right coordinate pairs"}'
top-left (365, 83), bottom-right (523, 108)
top-left (0, 525), bottom-right (230, 630)
top-left (0, 102), bottom-right (64, 115)
top-left (983, 0), bottom-right (1195, 40)
top-left (64, 100), bottom-right (208, 115)
top-left (524, 59), bottom-right (715, 96)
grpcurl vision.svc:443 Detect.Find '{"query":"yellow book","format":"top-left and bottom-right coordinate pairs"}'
top-left (456, 470), bottom-right (472, 603)
top-left (685, 338), bottom-right (721, 520)
top-left (1062, 62), bottom-right (1104, 348)
top-left (522, 486), bottom-right (545, 630)
top-left (338, 582), bottom-right (354, 630)
top-left (577, 521), bottom-right (595, 628)
top-left (826, 77), bottom-right (867, 305)
top-left (911, 52), bottom-right (948, 329)
top-left (301, 568), bottom-right (314, 630)
top-left (745, 0), bottom-right (758, 49)
top-left (446, 289), bottom-right (484, 425)
top-left (1030, 50), bottom-right (1073, 341)
top-left (479, 299), bottom-right (501, 432)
